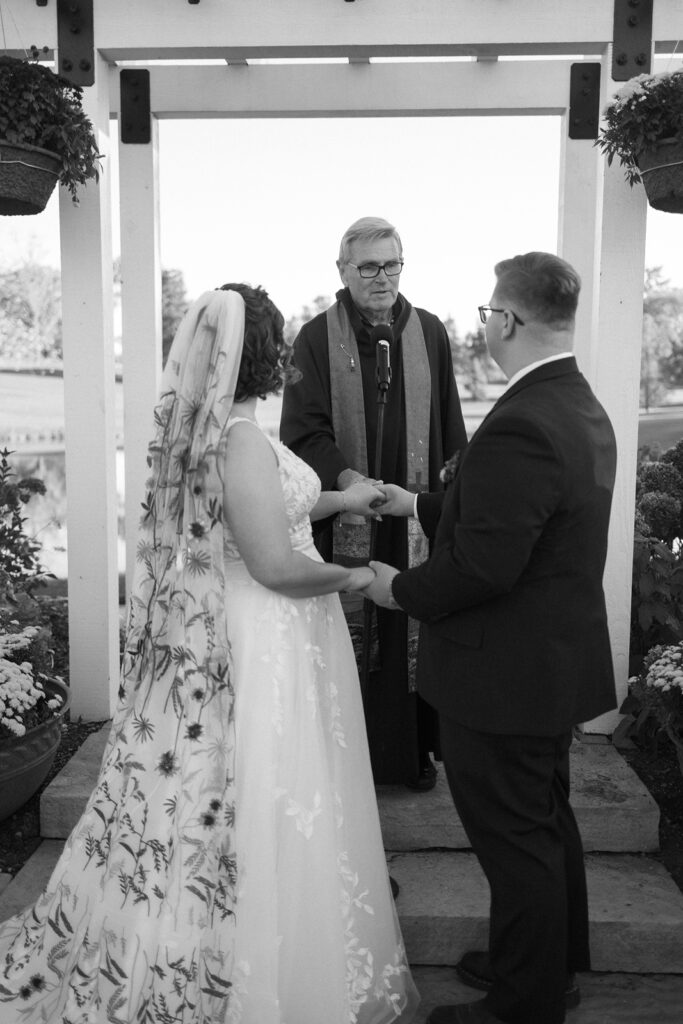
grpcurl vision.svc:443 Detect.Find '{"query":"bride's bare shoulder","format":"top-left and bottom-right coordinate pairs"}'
top-left (224, 419), bottom-right (279, 468)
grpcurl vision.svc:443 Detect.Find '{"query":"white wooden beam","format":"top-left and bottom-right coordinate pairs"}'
top-left (108, 61), bottom-right (575, 119)
top-left (59, 51), bottom-right (120, 721)
top-left (118, 116), bottom-right (162, 602)
top-left (9, 0), bottom-right (682, 59)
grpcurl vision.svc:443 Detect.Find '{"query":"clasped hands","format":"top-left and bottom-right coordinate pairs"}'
top-left (342, 481), bottom-right (412, 608)
top-left (341, 480), bottom-right (415, 520)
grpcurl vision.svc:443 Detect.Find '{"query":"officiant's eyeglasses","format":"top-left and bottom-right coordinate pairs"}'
top-left (347, 260), bottom-right (404, 279)
top-left (478, 305), bottom-right (525, 326)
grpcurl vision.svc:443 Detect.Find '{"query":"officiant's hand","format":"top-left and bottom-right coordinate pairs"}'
top-left (363, 560), bottom-right (401, 609)
top-left (372, 484), bottom-right (415, 517)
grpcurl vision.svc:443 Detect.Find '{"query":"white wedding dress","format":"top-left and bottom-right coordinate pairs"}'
top-left (0, 420), bottom-right (418, 1024)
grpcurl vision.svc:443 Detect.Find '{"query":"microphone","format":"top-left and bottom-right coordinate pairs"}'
top-left (370, 324), bottom-right (393, 392)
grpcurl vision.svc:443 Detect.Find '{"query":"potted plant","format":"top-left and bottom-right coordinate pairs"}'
top-left (621, 643), bottom-right (683, 777)
top-left (0, 449), bottom-right (70, 820)
top-left (0, 49), bottom-right (101, 216)
top-left (629, 444), bottom-right (683, 671)
top-left (0, 619), bottom-right (70, 821)
top-left (596, 68), bottom-right (683, 213)
top-left (616, 439), bottom-right (683, 763)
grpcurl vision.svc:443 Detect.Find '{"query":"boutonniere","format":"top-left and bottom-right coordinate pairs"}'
top-left (439, 450), bottom-right (461, 486)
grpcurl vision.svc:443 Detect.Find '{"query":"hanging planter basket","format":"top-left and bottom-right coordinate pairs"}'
top-left (638, 138), bottom-right (683, 214)
top-left (0, 139), bottom-right (61, 216)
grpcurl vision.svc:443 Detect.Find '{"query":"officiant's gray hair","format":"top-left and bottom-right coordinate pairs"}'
top-left (338, 217), bottom-right (403, 264)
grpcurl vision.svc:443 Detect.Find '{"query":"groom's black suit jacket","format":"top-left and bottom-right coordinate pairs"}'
top-left (392, 356), bottom-right (618, 735)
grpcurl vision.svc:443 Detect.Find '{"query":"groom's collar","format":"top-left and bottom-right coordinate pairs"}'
top-left (502, 351), bottom-right (574, 394)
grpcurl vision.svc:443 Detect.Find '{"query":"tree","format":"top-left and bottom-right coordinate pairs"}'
top-left (442, 315), bottom-right (464, 370)
top-left (161, 269), bottom-right (189, 366)
top-left (640, 268), bottom-right (683, 410)
top-left (0, 259), bottom-right (190, 370)
top-left (0, 263), bottom-right (62, 364)
top-left (645, 269), bottom-right (683, 390)
top-left (284, 295), bottom-right (331, 344)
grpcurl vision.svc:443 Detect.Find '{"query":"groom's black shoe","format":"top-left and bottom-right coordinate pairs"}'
top-left (389, 876), bottom-right (400, 899)
top-left (406, 756), bottom-right (437, 792)
top-left (426, 1001), bottom-right (504, 1023)
top-left (455, 950), bottom-right (581, 1010)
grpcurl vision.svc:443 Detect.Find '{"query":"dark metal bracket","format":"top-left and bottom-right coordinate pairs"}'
top-left (120, 69), bottom-right (151, 145)
top-left (56, 0), bottom-right (95, 86)
top-left (568, 63), bottom-right (601, 140)
top-left (612, 0), bottom-right (653, 81)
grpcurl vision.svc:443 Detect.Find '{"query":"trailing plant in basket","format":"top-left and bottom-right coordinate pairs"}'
top-left (596, 68), bottom-right (683, 186)
top-left (0, 52), bottom-right (101, 202)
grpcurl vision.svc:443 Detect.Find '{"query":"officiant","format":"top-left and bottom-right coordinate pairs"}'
top-left (280, 216), bottom-right (466, 788)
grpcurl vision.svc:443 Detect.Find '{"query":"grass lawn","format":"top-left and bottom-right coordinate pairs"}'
top-left (0, 373), bottom-right (123, 447)
top-left (637, 411), bottom-right (683, 452)
top-left (2, 370), bottom-right (683, 453)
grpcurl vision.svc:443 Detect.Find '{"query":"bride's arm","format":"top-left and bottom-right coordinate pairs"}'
top-left (222, 422), bottom-right (373, 598)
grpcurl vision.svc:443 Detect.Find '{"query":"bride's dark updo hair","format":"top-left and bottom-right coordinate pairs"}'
top-left (218, 282), bottom-right (300, 401)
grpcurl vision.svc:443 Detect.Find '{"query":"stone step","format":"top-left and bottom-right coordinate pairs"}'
top-left (378, 740), bottom-right (659, 854)
top-left (389, 850), bottom-right (683, 975)
top-left (42, 729), bottom-right (660, 858)
top-left (3, 842), bottom-right (682, 980)
top-left (39, 724), bottom-right (110, 838)
top-left (3, 848), bottom-right (683, 1022)
top-left (0, 841), bottom-right (64, 922)
top-left (411, 966), bottom-right (683, 1024)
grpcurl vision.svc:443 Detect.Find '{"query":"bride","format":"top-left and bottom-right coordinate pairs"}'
top-left (0, 284), bottom-right (419, 1024)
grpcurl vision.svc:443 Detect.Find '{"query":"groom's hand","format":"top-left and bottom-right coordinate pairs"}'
top-left (364, 560), bottom-right (401, 609)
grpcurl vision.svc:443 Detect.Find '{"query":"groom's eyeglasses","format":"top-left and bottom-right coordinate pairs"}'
top-left (478, 305), bottom-right (525, 326)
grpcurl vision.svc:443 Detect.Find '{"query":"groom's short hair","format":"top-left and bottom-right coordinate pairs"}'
top-left (494, 252), bottom-right (580, 329)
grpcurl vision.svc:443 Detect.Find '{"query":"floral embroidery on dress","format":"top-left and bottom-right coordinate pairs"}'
top-left (0, 418), bottom-right (417, 1024)
top-left (285, 792), bottom-right (323, 839)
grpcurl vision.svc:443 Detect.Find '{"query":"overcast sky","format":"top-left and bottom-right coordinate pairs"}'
top-left (1, 115), bottom-right (681, 337)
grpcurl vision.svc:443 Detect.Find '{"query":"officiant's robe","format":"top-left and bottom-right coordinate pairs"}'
top-left (280, 287), bottom-right (466, 783)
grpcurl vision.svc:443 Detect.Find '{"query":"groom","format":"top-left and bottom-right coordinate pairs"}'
top-left (366, 252), bottom-right (618, 1024)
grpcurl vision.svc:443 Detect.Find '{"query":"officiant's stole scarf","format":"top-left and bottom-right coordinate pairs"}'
top-left (327, 301), bottom-right (430, 685)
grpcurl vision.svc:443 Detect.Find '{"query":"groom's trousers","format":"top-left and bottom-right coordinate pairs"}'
top-left (439, 717), bottom-right (590, 1024)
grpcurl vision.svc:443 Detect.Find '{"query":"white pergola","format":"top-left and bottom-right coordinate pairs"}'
top-left (9, 1), bottom-right (683, 730)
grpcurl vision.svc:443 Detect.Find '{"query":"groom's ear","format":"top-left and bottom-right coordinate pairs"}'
top-left (501, 310), bottom-right (518, 340)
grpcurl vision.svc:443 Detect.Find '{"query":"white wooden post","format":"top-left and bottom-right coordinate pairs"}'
top-left (558, 130), bottom-right (603, 383)
top-left (118, 113), bottom-right (162, 598)
top-left (584, 53), bottom-right (648, 734)
top-left (59, 51), bottom-right (120, 720)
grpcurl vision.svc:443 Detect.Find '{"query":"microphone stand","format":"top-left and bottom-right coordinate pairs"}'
top-left (360, 331), bottom-right (392, 703)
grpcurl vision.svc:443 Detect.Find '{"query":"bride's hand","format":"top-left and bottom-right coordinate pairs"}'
top-left (345, 565), bottom-right (377, 591)
top-left (342, 481), bottom-right (385, 520)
